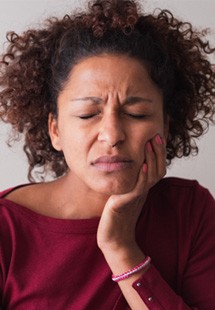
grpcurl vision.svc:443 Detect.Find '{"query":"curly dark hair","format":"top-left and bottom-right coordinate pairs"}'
top-left (0, 0), bottom-right (214, 181)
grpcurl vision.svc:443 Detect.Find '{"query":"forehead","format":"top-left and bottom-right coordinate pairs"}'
top-left (64, 54), bottom-right (157, 90)
top-left (71, 53), bottom-right (147, 73)
top-left (58, 54), bottom-right (163, 108)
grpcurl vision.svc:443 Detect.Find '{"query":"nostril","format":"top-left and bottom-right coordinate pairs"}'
top-left (97, 128), bottom-right (125, 147)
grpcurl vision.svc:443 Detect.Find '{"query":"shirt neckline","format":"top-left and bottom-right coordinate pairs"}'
top-left (0, 184), bottom-right (100, 234)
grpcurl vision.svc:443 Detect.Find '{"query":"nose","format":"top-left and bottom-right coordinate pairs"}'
top-left (98, 112), bottom-right (125, 147)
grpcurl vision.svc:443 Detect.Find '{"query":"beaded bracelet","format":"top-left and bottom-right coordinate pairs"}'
top-left (112, 256), bottom-right (151, 282)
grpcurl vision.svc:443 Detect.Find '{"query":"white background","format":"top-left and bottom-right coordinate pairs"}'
top-left (0, 0), bottom-right (214, 196)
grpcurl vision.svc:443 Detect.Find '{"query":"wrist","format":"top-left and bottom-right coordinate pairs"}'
top-left (112, 256), bottom-right (151, 282)
top-left (101, 244), bottom-right (146, 277)
top-left (98, 237), bottom-right (136, 253)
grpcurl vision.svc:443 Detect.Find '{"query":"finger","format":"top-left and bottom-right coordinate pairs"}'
top-left (109, 163), bottom-right (148, 209)
top-left (131, 162), bottom-right (148, 196)
top-left (151, 134), bottom-right (167, 179)
top-left (145, 141), bottom-right (157, 187)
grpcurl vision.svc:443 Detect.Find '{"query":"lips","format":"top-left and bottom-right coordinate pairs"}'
top-left (91, 156), bottom-right (133, 172)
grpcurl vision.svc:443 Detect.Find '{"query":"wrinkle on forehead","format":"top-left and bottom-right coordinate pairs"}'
top-left (59, 54), bottom-right (163, 108)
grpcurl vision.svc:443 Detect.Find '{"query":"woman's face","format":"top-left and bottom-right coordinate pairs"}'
top-left (49, 54), bottom-right (168, 195)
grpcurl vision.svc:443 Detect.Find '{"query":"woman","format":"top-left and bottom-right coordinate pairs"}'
top-left (0, 0), bottom-right (214, 309)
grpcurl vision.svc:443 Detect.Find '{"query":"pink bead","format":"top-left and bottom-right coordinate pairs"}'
top-left (112, 256), bottom-right (151, 282)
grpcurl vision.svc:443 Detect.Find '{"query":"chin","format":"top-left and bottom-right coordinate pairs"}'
top-left (93, 178), bottom-right (136, 196)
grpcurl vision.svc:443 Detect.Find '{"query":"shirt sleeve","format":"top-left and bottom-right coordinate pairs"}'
top-left (132, 186), bottom-right (215, 310)
top-left (132, 265), bottom-right (194, 309)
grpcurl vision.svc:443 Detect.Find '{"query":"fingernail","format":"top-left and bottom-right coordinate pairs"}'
top-left (155, 134), bottom-right (163, 145)
top-left (143, 163), bottom-right (147, 173)
top-left (146, 142), bottom-right (152, 151)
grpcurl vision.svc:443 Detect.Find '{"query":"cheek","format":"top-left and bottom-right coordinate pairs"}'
top-left (57, 130), bottom-right (78, 159)
top-left (132, 133), bottom-right (150, 162)
top-left (148, 115), bottom-right (166, 138)
top-left (132, 120), bottom-right (164, 154)
top-left (134, 124), bottom-right (160, 144)
top-left (63, 130), bottom-right (91, 164)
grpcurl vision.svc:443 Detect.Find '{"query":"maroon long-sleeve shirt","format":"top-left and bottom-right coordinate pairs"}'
top-left (0, 177), bottom-right (214, 309)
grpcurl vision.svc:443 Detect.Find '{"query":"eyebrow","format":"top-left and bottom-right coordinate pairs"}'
top-left (70, 97), bottom-right (103, 104)
top-left (123, 96), bottom-right (152, 105)
top-left (70, 96), bottom-right (152, 105)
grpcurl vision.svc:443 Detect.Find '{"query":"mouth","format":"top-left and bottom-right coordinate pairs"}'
top-left (91, 156), bottom-right (133, 172)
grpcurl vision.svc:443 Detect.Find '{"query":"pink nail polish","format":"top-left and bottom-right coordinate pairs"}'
top-left (146, 142), bottom-right (152, 151)
top-left (155, 134), bottom-right (163, 145)
top-left (143, 163), bottom-right (147, 173)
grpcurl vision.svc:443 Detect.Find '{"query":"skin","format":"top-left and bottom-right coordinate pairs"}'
top-left (48, 54), bottom-right (168, 309)
top-left (5, 53), bottom-right (168, 309)
top-left (49, 53), bottom-right (167, 213)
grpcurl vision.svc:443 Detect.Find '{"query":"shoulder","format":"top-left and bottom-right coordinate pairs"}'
top-left (0, 183), bottom-right (36, 202)
top-left (0, 183), bottom-right (48, 213)
top-left (149, 177), bottom-right (214, 213)
top-left (0, 184), bottom-right (30, 199)
top-left (152, 176), bottom-right (213, 198)
top-left (146, 177), bottom-right (215, 240)
top-left (154, 176), bottom-right (202, 189)
top-left (0, 181), bottom-right (61, 218)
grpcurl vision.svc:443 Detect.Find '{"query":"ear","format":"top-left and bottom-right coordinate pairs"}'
top-left (48, 113), bottom-right (62, 151)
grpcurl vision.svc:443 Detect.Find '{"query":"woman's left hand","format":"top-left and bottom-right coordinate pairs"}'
top-left (97, 134), bottom-right (166, 257)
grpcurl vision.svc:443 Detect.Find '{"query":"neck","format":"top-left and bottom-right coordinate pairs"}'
top-left (49, 173), bottom-right (110, 219)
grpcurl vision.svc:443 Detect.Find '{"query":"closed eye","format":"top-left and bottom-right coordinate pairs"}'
top-left (78, 112), bottom-right (148, 120)
top-left (79, 113), bottom-right (99, 119)
top-left (124, 113), bottom-right (148, 119)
